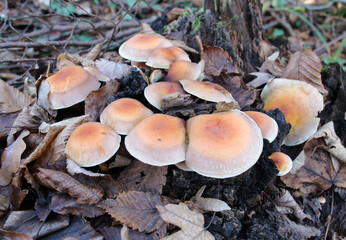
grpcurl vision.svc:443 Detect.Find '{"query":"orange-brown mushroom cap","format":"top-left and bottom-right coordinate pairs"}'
top-left (44, 66), bottom-right (101, 109)
top-left (185, 110), bottom-right (263, 178)
top-left (125, 114), bottom-right (186, 166)
top-left (244, 111), bottom-right (278, 143)
top-left (268, 152), bottom-right (292, 176)
top-left (146, 46), bottom-right (191, 69)
top-left (65, 122), bottom-right (121, 167)
top-left (100, 98), bottom-right (153, 135)
top-left (119, 34), bottom-right (173, 62)
top-left (165, 60), bottom-right (204, 83)
top-left (144, 82), bottom-right (186, 110)
top-left (261, 78), bottom-right (324, 146)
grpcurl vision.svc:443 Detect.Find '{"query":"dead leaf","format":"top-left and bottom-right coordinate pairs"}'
top-left (4, 210), bottom-right (69, 238)
top-left (109, 155), bottom-right (132, 168)
top-left (157, 202), bottom-right (215, 240)
top-left (95, 59), bottom-right (131, 80)
top-left (85, 81), bottom-right (120, 120)
top-left (0, 193), bottom-right (10, 218)
top-left (0, 130), bottom-right (30, 186)
top-left (0, 229), bottom-right (33, 240)
top-left (282, 49), bottom-right (328, 96)
top-left (0, 112), bottom-right (18, 141)
top-left (56, 53), bottom-right (77, 70)
top-left (259, 59), bottom-right (285, 76)
top-left (191, 186), bottom-right (231, 212)
top-left (99, 191), bottom-right (172, 233)
top-left (66, 158), bottom-right (105, 177)
top-left (281, 137), bottom-right (346, 194)
top-left (115, 160), bottom-right (167, 195)
top-left (246, 72), bottom-right (274, 88)
top-left (85, 41), bottom-right (105, 61)
top-left (34, 167), bottom-right (103, 204)
top-left (99, 226), bottom-right (159, 240)
top-left (166, 8), bottom-right (189, 22)
top-left (0, 79), bottom-right (34, 113)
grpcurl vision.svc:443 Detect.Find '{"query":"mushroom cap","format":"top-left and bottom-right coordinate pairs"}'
top-left (268, 152), bottom-right (292, 176)
top-left (261, 78), bottom-right (324, 146)
top-left (146, 46), bottom-right (191, 69)
top-left (65, 122), bottom-right (121, 167)
top-left (244, 111), bottom-right (279, 143)
top-left (144, 82), bottom-right (186, 110)
top-left (100, 98), bottom-right (154, 135)
top-left (46, 66), bottom-right (101, 109)
top-left (165, 60), bottom-right (204, 82)
top-left (180, 79), bottom-right (236, 103)
top-left (119, 34), bottom-right (173, 62)
top-left (185, 110), bottom-right (263, 178)
top-left (125, 114), bottom-right (186, 166)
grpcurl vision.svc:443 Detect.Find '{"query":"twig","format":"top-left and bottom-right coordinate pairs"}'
top-left (0, 0), bottom-right (8, 33)
top-left (269, 10), bottom-right (296, 37)
top-left (315, 31), bottom-right (346, 56)
top-left (323, 191), bottom-right (334, 240)
top-left (0, 57), bottom-right (57, 64)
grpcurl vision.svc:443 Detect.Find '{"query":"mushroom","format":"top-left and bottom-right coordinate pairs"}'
top-left (65, 122), bottom-right (121, 167)
top-left (268, 152), bottom-right (292, 176)
top-left (100, 98), bottom-right (153, 135)
top-left (244, 111), bottom-right (278, 143)
top-left (261, 78), bottom-right (324, 146)
top-left (144, 82), bottom-right (186, 110)
top-left (125, 114), bottom-right (186, 166)
top-left (165, 60), bottom-right (204, 82)
top-left (146, 46), bottom-right (191, 69)
top-left (119, 34), bottom-right (173, 62)
top-left (185, 110), bottom-right (263, 178)
top-left (39, 66), bottom-right (101, 109)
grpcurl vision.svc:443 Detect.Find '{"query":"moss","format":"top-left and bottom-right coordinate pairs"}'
top-left (192, 11), bottom-right (204, 34)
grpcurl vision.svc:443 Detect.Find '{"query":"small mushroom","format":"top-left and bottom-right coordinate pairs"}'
top-left (146, 46), bottom-right (191, 69)
top-left (165, 60), bottom-right (204, 82)
top-left (268, 152), bottom-right (292, 176)
top-left (185, 110), bottom-right (263, 178)
top-left (144, 82), bottom-right (186, 110)
top-left (100, 98), bottom-right (153, 135)
top-left (65, 122), bottom-right (121, 167)
top-left (119, 34), bottom-right (173, 62)
top-left (125, 114), bottom-right (186, 166)
top-left (244, 111), bottom-right (278, 143)
top-left (261, 78), bottom-right (324, 146)
top-left (39, 66), bottom-right (100, 109)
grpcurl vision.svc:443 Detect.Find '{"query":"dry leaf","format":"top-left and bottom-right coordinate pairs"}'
top-left (115, 160), bottom-right (167, 195)
top-left (34, 167), bottom-right (103, 204)
top-left (191, 186), bottom-right (231, 212)
top-left (0, 130), bottom-right (30, 186)
top-left (0, 79), bottom-right (34, 113)
top-left (99, 226), bottom-right (158, 240)
top-left (99, 191), bottom-right (172, 233)
top-left (282, 49), bottom-right (328, 96)
top-left (109, 155), bottom-right (133, 168)
top-left (246, 72), bottom-right (274, 88)
top-left (0, 229), bottom-right (33, 240)
top-left (66, 158), bottom-right (105, 177)
top-left (166, 8), bottom-right (189, 22)
top-left (85, 41), bottom-right (105, 61)
top-left (56, 53), bottom-right (77, 70)
top-left (0, 112), bottom-right (18, 141)
top-left (95, 59), bottom-right (131, 80)
top-left (157, 202), bottom-right (215, 240)
top-left (281, 136), bottom-right (346, 194)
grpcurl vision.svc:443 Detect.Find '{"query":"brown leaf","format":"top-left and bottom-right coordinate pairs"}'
top-left (157, 202), bottom-right (215, 240)
top-left (0, 130), bottom-right (30, 186)
top-left (115, 160), bottom-right (167, 195)
top-left (166, 8), bottom-right (189, 22)
top-left (0, 79), bottom-right (34, 113)
top-left (259, 58), bottom-right (285, 77)
top-left (95, 59), bottom-right (131, 80)
top-left (283, 49), bottom-right (328, 96)
top-left (100, 226), bottom-right (159, 240)
top-left (56, 53), bottom-right (77, 70)
top-left (50, 193), bottom-right (104, 218)
top-left (0, 229), bottom-right (33, 240)
top-left (0, 112), bottom-right (18, 141)
top-left (191, 186), bottom-right (231, 212)
top-left (34, 167), bottom-right (103, 204)
top-left (85, 41), bottom-right (105, 61)
top-left (281, 137), bottom-right (346, 194)
top-left (85, 81), bottom-right (120, 120)
top-left (99, 191), bottom-right (172, 233)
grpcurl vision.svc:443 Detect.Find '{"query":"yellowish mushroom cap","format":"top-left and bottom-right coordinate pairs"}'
top-left (185, 110), bottom-right (263, 178)
top-left (125, 114), bottom-right (186, 166)
top-left (165, 60), bottom-right (204, 83)
top-left (45, 66), bottom-right (101, 109)
top-left (100, 98), bottom-right (153, 135)
top-left (261, 78), bottom-right (324, 146)
top-left (146, 46), bottom-right (191, 69)
top-left (65, 122), bottom-right (121, 167)
top-left (119, 34), bottom-right (173, 62)
top-left (244, 111), bottom-right (278, 143)
top-left (268, 152), bottom-right (292, 176)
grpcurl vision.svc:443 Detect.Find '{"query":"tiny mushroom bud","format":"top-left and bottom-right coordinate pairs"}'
top-left (261, 78), bottom-right (324, 146)
top-left (144, 82), bottom-right (186, 110)
top-left (119, 34), bottom-right (173, 62)
top-left (100, 98), bottom-right (153, 135)
top-left (146, 46), bottom-right (191, 69)
top-left (268, 152), bottom-right (293, 176)
top-left (185, 110), bottom-right (263, 178)
top-left (40, 66), bottom-right (101, 109)
top-left (125, 114), bottom-right (186, 166)
top-left (65, 122), bottom-right (121, 167)
top-left (244, 111), bottom-right (279, 143)
top-left (165, 60), bottom-right (204, 82)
